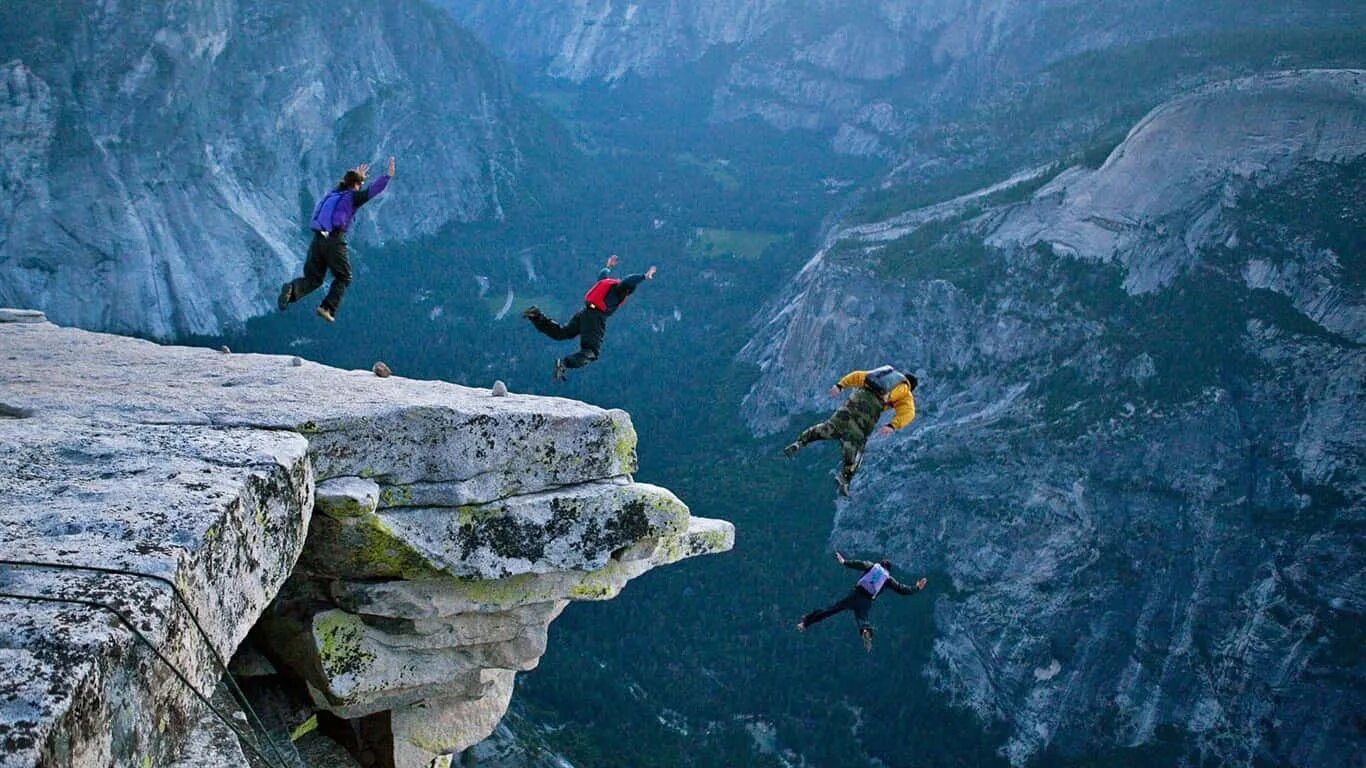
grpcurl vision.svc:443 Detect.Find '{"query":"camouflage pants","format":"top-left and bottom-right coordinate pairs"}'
top-left (794, 390), bottom-right (882, 481)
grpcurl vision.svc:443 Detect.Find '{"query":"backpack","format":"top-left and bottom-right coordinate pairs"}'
top-left (584, 278), bottom-right (622, 312)
top-left (310, 190), bottom-right (347, 233)
top-left (857, 564), bottom-right (891, 597)
top-left (863, 365), bottom-right (908, 401)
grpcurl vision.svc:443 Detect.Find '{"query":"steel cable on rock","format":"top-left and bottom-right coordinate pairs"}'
top-left (0, 559), bottom-right (303, 768)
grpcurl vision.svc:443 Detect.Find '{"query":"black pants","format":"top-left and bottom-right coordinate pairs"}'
top-left (529, 306), bottom-right (607, 368)
top-left (287, 232), bottom-right (351, 314)
top-left (802, 588), bottom-right (875, 633)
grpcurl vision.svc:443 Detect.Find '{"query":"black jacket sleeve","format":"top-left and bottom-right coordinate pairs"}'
top-left (885, 576), bottom-right (923, 596)
top-left (351, 175), bottom-right (391, 210)
top-left (843, 558), bottom-right (874, 572)
top-left (603, 273), bottom-right (647, 312)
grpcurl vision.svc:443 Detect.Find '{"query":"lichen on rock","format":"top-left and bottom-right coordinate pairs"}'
top-left (0, 316), bottom-right (733, 768)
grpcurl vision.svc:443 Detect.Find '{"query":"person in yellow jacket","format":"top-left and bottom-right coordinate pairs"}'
top-left (783, 365), bottom-right (917, 496)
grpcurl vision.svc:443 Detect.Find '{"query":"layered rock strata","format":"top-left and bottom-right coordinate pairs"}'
top-left (0, 313), bottom-right (732, 768)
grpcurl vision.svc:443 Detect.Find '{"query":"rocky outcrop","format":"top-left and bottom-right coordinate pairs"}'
top-left (0, 312), bottom-right (732, 767)
top-left (985, 70), bottom-right (1366, 297)
top-left (0, 0), bottom-right (560, 339)
top-left (739, 70), bottom-right (1364, 766)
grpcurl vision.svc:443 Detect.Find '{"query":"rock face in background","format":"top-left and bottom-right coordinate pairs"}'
top-left (437, 0), bottom-right (1365, 159)
top-left (740, 70), bottom-right (1365, 766)
top-left (0, 314), bottom-right (732, 768)
top-left (986, 70), bottom-right (1366, 300)
top-left (0, 0), bottom-right (562, 339)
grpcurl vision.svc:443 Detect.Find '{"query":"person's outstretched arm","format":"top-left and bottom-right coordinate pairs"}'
top-left (618, 265), bottom-right (656, 290)
top-left (877, 389), bottom-right (916, 436)
top-left (835, 551), bottom-right (874, 572)
top-left (831, 370), bottom-right (868, 398)
top-left (886, 576), bottom-right (928, 596)
top-left (889, 393), bottom-right (915, 429)
top-left (836, 370), bottom-right (868, 389)
top-left (354, 156), bottom-right (395, 207)
top-left (597, 253), bottom-right (619, 279)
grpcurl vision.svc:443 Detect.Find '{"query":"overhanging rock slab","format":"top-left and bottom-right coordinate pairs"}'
top-left (0, 314), bottom-right (733, 768)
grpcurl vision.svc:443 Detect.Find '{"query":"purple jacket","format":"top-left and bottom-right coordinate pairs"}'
top-left (310, 174), bottom-right (391, 234)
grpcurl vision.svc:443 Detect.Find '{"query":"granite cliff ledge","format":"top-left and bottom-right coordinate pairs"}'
top-left (0, 310), bottom-right (733, 768)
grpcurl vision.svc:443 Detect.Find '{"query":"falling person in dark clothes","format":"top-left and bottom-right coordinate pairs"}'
top-left (797, 551), bottom-right (927, 652)
top-left (278, 156), bottom-right (395, 322)
top-left (522, 253), bottom-right (656, 381)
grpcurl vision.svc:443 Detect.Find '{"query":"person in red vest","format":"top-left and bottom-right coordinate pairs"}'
top-left (522, 254), bottom-right (656, 381)
top-left (797, 551), bottom-right (927, 652)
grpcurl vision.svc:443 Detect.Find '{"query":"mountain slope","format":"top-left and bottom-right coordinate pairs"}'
top-left (0, 0), bottom-right (568, 339)
top-left (740, 69), bottom-right (1365, 767)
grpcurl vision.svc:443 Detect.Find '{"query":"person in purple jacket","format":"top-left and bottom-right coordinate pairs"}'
top-left (278, 156), bottom-right (395, 322)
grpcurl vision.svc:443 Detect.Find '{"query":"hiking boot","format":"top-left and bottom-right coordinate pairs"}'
top-left (521, 305), bottom-right (542, 320)
top-left (552, 358), bottom-right (567, 382)
top-left (860, 628), bottom-right (873, 652)
top-left (277, 282), bottom-right (293, 311)
top-left (315, 305), bottom-right (336, 323)
top-left (835, 473), bottom-right (851, 497)
top-left (783, 442), bottom-right (801, 458)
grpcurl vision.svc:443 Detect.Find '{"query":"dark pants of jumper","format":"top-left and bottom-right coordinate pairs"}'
top-left (287, 232), bottom-right (351, 314)
top-left (803, 588), bottom-right (875, 633)
top-left (529, 306), bottom-right (607, 368)
top-left (794, 389), bottom-right (883, 481)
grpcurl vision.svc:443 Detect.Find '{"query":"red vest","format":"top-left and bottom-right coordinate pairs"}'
top-left (584, 278), bottom-right (621, 312)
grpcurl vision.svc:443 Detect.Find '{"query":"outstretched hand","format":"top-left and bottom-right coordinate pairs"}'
top-left (915, 577), bottom-right (928, 590)
top-left (645, 266), bottom-right (657, 279)
top-left (354, 162), bottom-right (370, 178)
top-left (387, 156), bottom-right (396, 177)
top-left (606, 254), bottom-right (619, 269)
top-left (828, 385), bottom-right (841, 398)
top-left (876, 425), bottom-right (894, 437)
top-left (834, 551), bottom-right (845, 564)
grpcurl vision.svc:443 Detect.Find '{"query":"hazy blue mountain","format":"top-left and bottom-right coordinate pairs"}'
top-left (437, 0), bottom-right (1366, 166)
top-left (0, 0), bottom-right (569, 339)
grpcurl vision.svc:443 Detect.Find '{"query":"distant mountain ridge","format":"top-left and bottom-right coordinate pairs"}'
top-left (0, 0), bottom-right (564, 339)
top-left (438, 0), bottom-right (1366, 162)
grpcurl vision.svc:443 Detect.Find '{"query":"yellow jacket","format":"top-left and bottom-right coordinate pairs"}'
top-left (838, 370), bottom-right (916, 430)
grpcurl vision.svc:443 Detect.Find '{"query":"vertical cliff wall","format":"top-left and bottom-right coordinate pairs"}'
top-left (738, 70), bottom-right (1364, 767)
top-left (0, 0), bottom-right (565, 339)
top-left (0, 310), bottom-right (732, 768)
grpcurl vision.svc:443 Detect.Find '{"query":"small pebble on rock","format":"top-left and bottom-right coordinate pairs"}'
top-left (218, 345), bottom-right (231, 354)
top-left (291, 356), bottom-right (304, 367)
top-left (491, 380), bottom-right (508, 397)
top-left (372, 361), bottom-right (391, 378)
